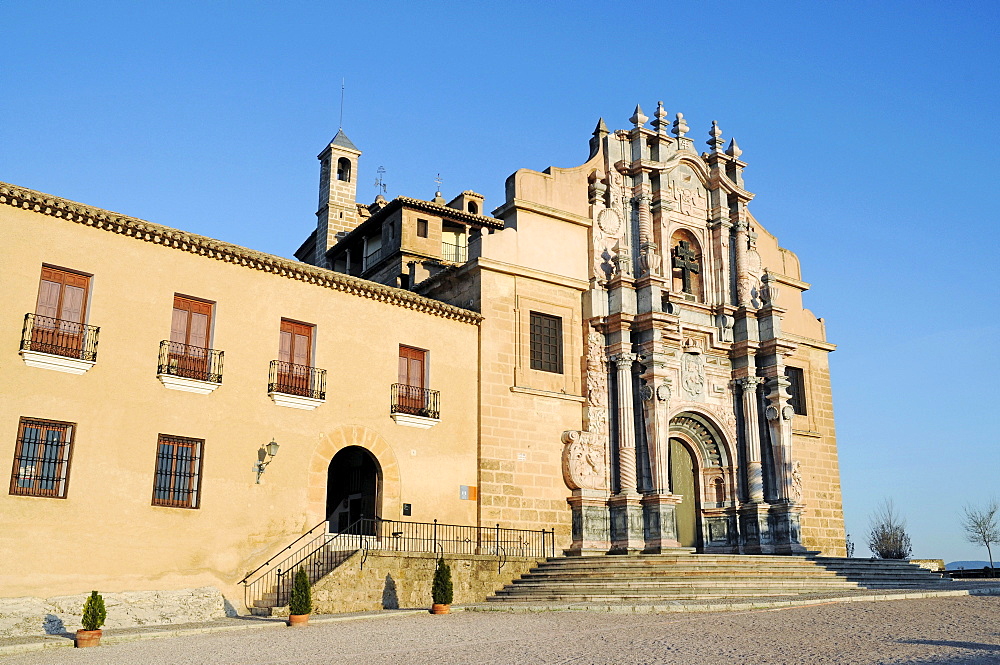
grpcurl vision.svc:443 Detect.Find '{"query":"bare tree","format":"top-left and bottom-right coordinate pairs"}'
top-left (961, 499), bottom-right (998, 577)
top-left (868, 498), bottom-right (912, 559)
top-left (845, 532), bottom-right (855, 558)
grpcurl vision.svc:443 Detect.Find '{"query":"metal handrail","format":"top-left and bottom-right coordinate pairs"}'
top-left (238, 519), bottom-right (329, 585)
top-left (268, 360), bottom-right (326, 400)
top-left (157, 340), bottom-right (224, 383)
top-left (21, 313), bottom-right (100, 362)
top-left (390, 383), bottom-right (440, 419)
top-left (441, 241), bottom-right (467, 263)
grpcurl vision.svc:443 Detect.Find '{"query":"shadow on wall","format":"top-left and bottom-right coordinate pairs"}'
top-left (382, 574), bottom-right (399, 609)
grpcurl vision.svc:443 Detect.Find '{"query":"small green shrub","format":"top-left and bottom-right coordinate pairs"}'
top-left (81, 591), bottom-right (106, 631)
top-left (288, 568), bottom-right (312, 616)
top-left (431, 558), bottom-right (453, 605)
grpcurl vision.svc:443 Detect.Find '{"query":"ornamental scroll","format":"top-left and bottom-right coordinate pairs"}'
top-left (561, 331), bottom-right (610, 491)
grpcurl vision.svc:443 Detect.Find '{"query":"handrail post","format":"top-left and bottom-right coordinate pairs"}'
top-left (433, 519), bottom-right (438, 555)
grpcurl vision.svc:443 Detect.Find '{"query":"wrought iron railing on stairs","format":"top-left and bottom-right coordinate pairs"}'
top-left (240, 518), bottom-right (556, 610)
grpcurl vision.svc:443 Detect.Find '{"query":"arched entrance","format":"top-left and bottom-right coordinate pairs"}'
top-left (326, 446), bottom-right (381, 532)
top-left (669, 438), bottom-right (700, 548)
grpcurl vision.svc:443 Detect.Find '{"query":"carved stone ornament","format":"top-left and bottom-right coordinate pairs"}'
top-left (597, 207), bottom-right (623, 236)
top-left (790, 460), bottom-right (804, 503)
top-left (561, 430), bottom-right (608, 490)
top-left (639, 384), bottom-right (653, 402)
top-left (765, 405), bottom-right (780, 421)
top-left (656, 382), bottom-right (671, 402)
top-left (682, 353), bottom-right (705, 397)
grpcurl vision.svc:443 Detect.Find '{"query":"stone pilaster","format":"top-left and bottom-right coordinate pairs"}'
top-left (566, 490), bottom-right (612, 555)
top-left (641, 494), bottom-right (683, 552)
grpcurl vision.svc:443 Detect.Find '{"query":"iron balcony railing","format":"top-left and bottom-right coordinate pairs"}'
top-left (157, 340), bottom-right (224, 384)
top-left (20, 313), bottom-right (99, 362)
top-left (441, 241), bottom-right (467, 263)
top-left (269, 360), bottom-right (326, 400)
top-left (391, 383), bottom-right (440, 419)
top-left (240, 517), bottom-right (556, 610)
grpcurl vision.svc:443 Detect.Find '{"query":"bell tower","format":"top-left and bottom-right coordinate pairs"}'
top-left (314, 129), bottom-right (362, 266)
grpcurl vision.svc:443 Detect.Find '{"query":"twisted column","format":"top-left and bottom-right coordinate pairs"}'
top-left (739, 376), bottom-right (766, 503)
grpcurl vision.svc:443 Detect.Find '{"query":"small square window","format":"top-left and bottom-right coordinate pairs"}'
top-left (529, 312), bottom-right (563, 374)
top-left (9, 418), bottom-right (74, 498)
top-left (152, 434), bottom-right (204, 509)
top-left (417, 219), bottom-right (428, 238)
top-left (785, 366), bottom-right (808, 416)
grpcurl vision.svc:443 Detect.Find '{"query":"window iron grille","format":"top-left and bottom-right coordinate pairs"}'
top-left (529, 311), bottom-right (562, 373)
top-left (9, 418), bottom-right (74, 498)
top-left (152, 434), bottom-right (203, 509)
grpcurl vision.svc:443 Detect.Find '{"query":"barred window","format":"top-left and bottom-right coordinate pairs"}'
top-left (529, 312), bottom-right (563, 374)
top-left (785, 366), bottom-right (808, 416)
top-left (9, 418), bottom-right (74, 498)
top-left (152, 434), bottom-right (203, 509)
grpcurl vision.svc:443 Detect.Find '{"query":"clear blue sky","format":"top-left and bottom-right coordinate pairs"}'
top-left (4, 2), bottom-right (998, 563)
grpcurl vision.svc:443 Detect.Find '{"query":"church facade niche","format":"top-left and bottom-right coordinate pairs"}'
top-left (669, 228), bottom-right (704, 300)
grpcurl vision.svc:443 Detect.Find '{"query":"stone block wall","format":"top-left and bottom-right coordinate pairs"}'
top-left (306, 551), bottom-right (543, 614)
top-left (0, 587), bottom-right (230, 639)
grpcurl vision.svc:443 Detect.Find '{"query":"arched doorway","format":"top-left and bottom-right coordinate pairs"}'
top-left (326, 446), bottom-right (381, 532)
top-left (669, 438), bottom-right (700, 548)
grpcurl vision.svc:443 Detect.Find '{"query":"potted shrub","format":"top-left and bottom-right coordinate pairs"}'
top-left (287, 568), bottom-right (312, 626)
top-left (430, 557), bottom-right (453, 614)
top-left (75, 591), bottom-right (106, 647)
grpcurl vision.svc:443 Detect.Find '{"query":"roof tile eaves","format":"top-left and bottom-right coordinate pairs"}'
top-left (0, 182), bottom-right (482, 326)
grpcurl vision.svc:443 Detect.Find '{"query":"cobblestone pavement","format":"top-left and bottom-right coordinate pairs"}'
top-left (3, 596), bottom-right (998, 665)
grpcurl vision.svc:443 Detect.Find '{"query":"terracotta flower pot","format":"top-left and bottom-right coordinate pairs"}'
top-left (287, 613), bottom-right (310, 626)
top-left (75, 629), bottom-right (102, 647)
top-left (430, 603), bottom-right (451, 615)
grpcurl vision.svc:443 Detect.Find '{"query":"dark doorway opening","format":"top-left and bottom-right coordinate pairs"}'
top-left (326, 446), bottom-right (380, 533)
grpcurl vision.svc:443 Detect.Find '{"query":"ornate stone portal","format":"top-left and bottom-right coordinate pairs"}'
top-left (563, 103), bottom-right (809, 555)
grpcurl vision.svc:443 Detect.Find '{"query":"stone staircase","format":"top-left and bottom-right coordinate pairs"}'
top-left (488, 554), bottom-right (950, 603)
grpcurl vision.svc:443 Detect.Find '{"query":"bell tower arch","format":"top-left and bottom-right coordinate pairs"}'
top-left (314, 129), bottom-right (362, 266)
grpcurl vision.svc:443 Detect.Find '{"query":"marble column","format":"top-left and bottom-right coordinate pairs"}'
top-left (738, 376), bottom-right (766, 503)
top-left (609, 352), bottom-right (644, 552)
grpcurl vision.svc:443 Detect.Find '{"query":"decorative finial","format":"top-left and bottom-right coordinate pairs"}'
top-left (374, 165), bottom-right (387, 195)
top-left (726, 138), bottom-right (742, 158)
top-left (707, 121), bottom-right (724, 152)
top-left (653, 101), bottom-right (669, 134)
top-left (629, 104), bottom-right (648, 128)
top-left (671, 112), bottom-right (689, 138)
top-left (594, 117), bottom-right (609, 136)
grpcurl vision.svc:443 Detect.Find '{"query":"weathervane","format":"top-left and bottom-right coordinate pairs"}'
top-left (434, 173), bottom-right (443, 192)
top-left (339, 78), bottom-right (345, 131)
top-left (374, 166), bottom-right (387, 195)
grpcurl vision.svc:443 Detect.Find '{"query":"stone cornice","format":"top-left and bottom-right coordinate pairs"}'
top-left (0, 182), bottom-right (482, 326)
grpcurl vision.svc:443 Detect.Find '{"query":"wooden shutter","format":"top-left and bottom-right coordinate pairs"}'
top-left (398, 346), bottom-right (425, 389)
top-left (172, 296), bottom-right (213, 348)
top-left (280, 320), bottom-right (313, 367)
top-left (36, 267), bottom-right (90, 322)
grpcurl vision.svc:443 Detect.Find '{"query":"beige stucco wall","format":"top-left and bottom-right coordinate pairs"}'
top-left (0, 197), bottom-right (481, 606)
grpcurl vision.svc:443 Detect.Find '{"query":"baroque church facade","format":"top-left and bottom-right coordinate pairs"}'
top-left (0, 103), bottom-right (844, 617)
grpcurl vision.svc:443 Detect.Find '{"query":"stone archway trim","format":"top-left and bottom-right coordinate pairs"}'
top-left (307, 425), bottom-right (402, 520)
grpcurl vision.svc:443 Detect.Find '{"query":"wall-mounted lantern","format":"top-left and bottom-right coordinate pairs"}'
top-left (255, 439), bottom-right (280, 484)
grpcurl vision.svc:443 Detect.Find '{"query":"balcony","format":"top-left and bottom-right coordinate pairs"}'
top-left (19, 313), bottom-right (99, 374)
top-left (390, 383), bottom-right (440, 428)
top-left (157, 340), bottom-right (224, 394)
top-left (268, 360), bottom-right (326, 410)
top-left (441, 241), bottom-right (467, 263)
top-left (362, 244), bottom-right (386, 272)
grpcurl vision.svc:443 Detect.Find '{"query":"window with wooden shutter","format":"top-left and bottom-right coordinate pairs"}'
top-left (31, 267), bottom-right (91, 357)
top-left (276, 320), bottom-right (315, 396)
top-left (167, 296), bottom-right (214, 379)
top-left (396, 345), bottom-right (428, 414)
top-left (785, 366), bottom-right (808, 416)
top-left (9, 418), bottom-right (75, 498)
top-left (529, 312), bottom-right (563, 374)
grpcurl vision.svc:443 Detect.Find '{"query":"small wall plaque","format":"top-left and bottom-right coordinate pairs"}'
top-left (402, 503), bottom-right (412, 516)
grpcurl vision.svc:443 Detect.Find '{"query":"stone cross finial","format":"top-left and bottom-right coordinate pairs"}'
top-left (707, 121), bottom-right (724, 152)
top-left (671, 112), bottom-right (689, 137)
top-left (672, 240), bottom-right (700, 293)
top-left (726, 138), bottom-right (742, 158)
top-left (653, 101), bottom-right (669, 134)
top-left (630, 104), bottom-right (648, 129)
